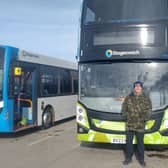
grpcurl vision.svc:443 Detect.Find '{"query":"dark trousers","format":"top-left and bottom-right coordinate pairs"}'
top-left (125, 130), bottom-right (144, 161)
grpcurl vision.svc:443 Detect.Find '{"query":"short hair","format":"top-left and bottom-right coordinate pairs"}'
top-left (133, 81), bottom-right (143, 88)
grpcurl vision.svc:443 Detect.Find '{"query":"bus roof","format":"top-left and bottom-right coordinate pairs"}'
top-left (18, 49), bottom-right (77, 70)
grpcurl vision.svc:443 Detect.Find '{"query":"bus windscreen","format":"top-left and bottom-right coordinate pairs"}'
top-left (80, 62), bottom-right (168, 113)
top-left (83, 0), bottom-right (168, 24)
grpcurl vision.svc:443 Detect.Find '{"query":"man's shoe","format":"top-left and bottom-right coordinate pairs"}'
top-left (122, 159), bottom-right (132, 165)
top-left (138, 160), bottom-right (146, 167)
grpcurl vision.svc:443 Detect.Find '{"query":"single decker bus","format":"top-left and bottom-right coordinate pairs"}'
top-left (0, 45), bottom-right (78, 132)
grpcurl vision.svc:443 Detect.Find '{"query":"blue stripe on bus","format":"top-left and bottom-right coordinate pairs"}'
top-left (0, 46), bottom-right (12, 131)
top-left (0, 46), bottom-right (18, 132)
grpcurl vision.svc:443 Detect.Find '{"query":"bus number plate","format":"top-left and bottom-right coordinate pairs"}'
top-left (112, 138), bottom-right (126, 144)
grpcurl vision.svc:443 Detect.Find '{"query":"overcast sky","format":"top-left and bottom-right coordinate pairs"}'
top-left (0, 0), bottom-right (81, 61)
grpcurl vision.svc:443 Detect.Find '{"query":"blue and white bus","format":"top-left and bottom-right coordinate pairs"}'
top-left (0, 45), bottom-right (78, 132)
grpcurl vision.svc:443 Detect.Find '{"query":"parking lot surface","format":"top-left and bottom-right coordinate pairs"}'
top-left (0, 120), bottom-right (168, 168)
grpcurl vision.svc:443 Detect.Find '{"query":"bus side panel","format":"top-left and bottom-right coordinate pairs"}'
top-left (37, 95), bottom-right (77, 126)
top-left (7, 99), bottom-right (14, 132)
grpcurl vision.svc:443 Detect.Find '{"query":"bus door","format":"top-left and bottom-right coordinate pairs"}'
top-left (13, 66), bottom-right (37, 130)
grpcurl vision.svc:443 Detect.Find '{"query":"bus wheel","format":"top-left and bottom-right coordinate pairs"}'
top-left (42, 107), bottom-right (53, 129)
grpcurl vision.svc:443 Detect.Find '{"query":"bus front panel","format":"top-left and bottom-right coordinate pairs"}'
top-left (77, 62), bottom-right (168, 145)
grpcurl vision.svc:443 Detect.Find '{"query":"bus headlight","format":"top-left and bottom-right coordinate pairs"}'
top-left (0, 101), bottom-right (4, 108)
top-left (163, 118), bottom-right (168, 128)
top-left (163, 111), bottom-right (168, 129)
top-left (160, 110), bottom-right (168, 136)
top-left (160, 109), bottom-right (168, 131)
top-left (76, 103), bottom-right (89, 128)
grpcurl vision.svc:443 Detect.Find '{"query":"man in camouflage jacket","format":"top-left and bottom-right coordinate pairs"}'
top-left (122, 81), bottom-right (152, 167)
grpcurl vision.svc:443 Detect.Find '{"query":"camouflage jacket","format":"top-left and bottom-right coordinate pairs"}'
top-left (122, 92), bottom-right (152, 132)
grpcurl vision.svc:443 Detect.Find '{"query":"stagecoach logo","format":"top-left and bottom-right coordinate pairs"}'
top-left (19, 50), bottom-right (40, 59)
top-left (105, 49), bottom-right (140, 58)
top-left (105, 49), bottom-right (113, 58)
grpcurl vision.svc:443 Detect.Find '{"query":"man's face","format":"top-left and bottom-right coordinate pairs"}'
top-left (134, 84), bottom-right (142, 94)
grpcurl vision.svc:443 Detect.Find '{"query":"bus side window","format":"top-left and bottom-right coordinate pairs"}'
top-left (73, 79), bottom-right (78, 94)
top-left (8, 66), bottom-right (14, 98)
top-left (60, 70), bottom-right (72, 94)
top-left (14, 77), bottom-right (21, 96)
top-left (71, 70), bottom-right (78, 94)
top-left (40, 67), bottom-right (59, 96)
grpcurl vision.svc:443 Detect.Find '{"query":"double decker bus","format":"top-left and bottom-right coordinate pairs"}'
top-left (0, 45), bottom-right (78, 132)
top-left (76, 0), bottom-right (168, 145)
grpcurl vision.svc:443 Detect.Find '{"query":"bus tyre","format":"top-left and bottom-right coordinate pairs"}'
top-left (42, 107), bottom-right (53, 129)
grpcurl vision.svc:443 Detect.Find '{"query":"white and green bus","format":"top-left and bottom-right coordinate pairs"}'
top-left (77, 0), bottom-right (168, 146)
top-left (0, 45), bottom-right (77, 132)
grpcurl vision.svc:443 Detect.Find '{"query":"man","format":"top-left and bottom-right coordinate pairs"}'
top-left (122, 81), bottom-right (152, 167)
